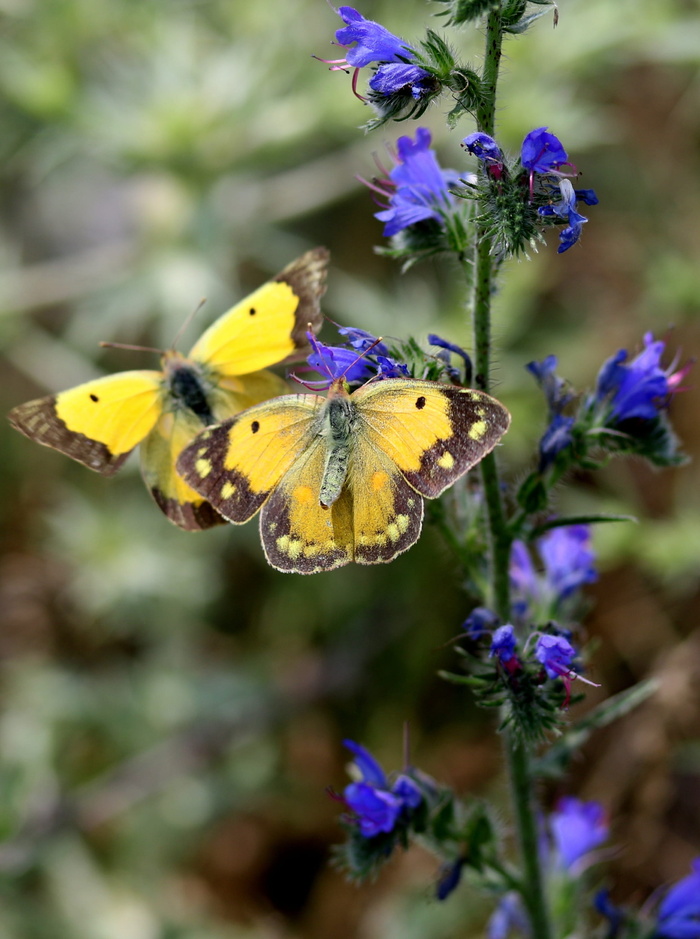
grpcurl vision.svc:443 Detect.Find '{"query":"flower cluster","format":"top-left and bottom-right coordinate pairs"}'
top-left (462, 126), bottom-right (598, 255)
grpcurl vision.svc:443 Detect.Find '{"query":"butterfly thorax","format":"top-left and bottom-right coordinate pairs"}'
top-left (318, 386), bottom-right (358, 508)
top-left (162, 351), bottom-right (215, 426)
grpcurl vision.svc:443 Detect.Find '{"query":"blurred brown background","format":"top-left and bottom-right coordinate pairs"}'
top-left (0, 0), bottom-right (699, 935)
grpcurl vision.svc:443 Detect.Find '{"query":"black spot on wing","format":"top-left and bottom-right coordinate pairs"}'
top-left (149, 488), bottom-right (226, 531)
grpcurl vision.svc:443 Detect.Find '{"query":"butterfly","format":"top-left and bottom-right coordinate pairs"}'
top-left (175, 374), bottom-right (511, 572)
top-left (8, 247), bottom-right (329, 530)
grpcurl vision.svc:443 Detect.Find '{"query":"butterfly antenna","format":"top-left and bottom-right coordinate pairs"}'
top-left (99, 341), bottom-right (164, 355)
top-left (170, 297), bottom-right (208, 350)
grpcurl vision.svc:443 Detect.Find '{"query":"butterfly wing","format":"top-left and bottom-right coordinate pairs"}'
top-left (142, 364), bottom-right (290, 530)
top-left (8, 371), bottom-right (164, 476)
top-left (176, 393), bottom-right (324, 524)
top-left (346, 439), bottom-right (424, 566)
top-left (352, 379), bottom-right (511, 497)
top-left (187, 247), bottom-right (329, 375)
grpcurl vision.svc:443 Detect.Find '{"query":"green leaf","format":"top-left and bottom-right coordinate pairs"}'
top-left (533, 679), bottom-right (659, 778)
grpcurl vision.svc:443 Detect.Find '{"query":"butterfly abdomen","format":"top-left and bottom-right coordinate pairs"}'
top-left (319, 396), bottom-right (357, 508)
top-left (165, 357), bottom-right (215, 426)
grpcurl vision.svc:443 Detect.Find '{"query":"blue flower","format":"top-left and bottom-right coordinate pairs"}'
top-left (595, 332), bottom-right (683, 424)
top-left (534, 634), bottom-right (577, 680)
top-left (429, 334), bottom-right (473, 384)
top-left (594, 889), bottom-right (625, 937)
top-left (521, 127), bottom-right (568, 174)
top-left (372, 127), bottom-right (460, 237)
top-left (526, 355), bottom-right (572, 416)
top-left (462, 606), bottom-right (499, 641)
top-left (335, 7), bottom-right (413, 67)
top-left (510, 525), bottom-right (597, 617)
top-left (436, 857), bottom-right (465, 901)
top-left (463, 131), bottom-right (504, 164)
top-left (538, 525), bottom-right (597, 600)
top-left (538, 179), bottom-right (592, 253)
top-left (306, 334), bottom-right (376, 386)
top-left (538, 414), bottom-right (575, 467)
top-left (305, 328), bottom-right (407, 388)
top-left (490, 624), bottom-right (517, 665)
top-left (342, 739), bottom-right (423, 838)
top-left (550, 797), bottom-right (609, 871)
top-left (487, 892), bottom-right (529, 939)
top-left (324, 7), bottom-right (433, 101)
top-left (655, 858), bottom-right (700, 938)
top-left (369, 62), bottom-right (434, 99)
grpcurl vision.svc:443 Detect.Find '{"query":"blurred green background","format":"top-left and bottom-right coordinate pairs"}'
top-left (0, 0), bottom-right (699, 935)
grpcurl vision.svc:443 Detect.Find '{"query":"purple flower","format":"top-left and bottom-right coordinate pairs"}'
top-left (595, 332), bottom-right (687, 424)
top-left (342, 740), bottom-right (423, 839)
top-left (510, 525), bottom-right (597, 616)
top-left (306, 333), bottom-right (375, 386)
top-left (369, 62), bottom-right (434, 99)
top-left (550, 797), bottom-right (609, 871)
top-left (462, 606), bottom-right (499, 640)
top-left (323, 7), bottom-right (432, 101)
top-left (538, 179), bottom-right (592, 253)
top-left (538, 414), bottom-right (575, 467)
top-left (463, 131), bottom-right (504, 164)
top-left (538, 525), bottom-right (597, 600)
top-left (436, 858), bottom-right (465, 901)
top-left (535, 634), bottom-right (577, 680)
top-left (521, 127), bottom-right (568, 174)
top-left (370, 127), bottom-right (460, 237)
top-left (526, 355), bottom-right (572, 415)
top-left (490, 624), bottom-right (517, 664)
top-left (335, 7), bottom-right (413, 67)
top-left (429, 334), bottom-right (473, 384)
top-left (656, 858), bottom-right (700, 938)
top-left (594, 889), bottom-right (624, 937)
top-left (304, 328), bottom-right (407, 388)
top-left (487, 892), bottom-right (530, 939)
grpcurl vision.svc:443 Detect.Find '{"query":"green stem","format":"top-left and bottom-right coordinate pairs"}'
top-left (468, 9), bottom-right (554, 939)
top-left (506, 736), bottom-right (553, 938)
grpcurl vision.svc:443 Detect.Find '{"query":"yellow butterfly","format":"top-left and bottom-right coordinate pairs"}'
top-left (175, 375), bottom-right (510, 572)
top-left (8, 247), bottom-right (329, 530)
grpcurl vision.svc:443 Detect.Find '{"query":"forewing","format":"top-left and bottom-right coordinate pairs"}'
top-left (176, 394), bottom-right (322, 523)
top-left (260, 445), bottom-right (354, 574)
top-left (8, 371), bottom-right (163, 476)
top-left (187, 247), bottom-right (329, 374)
top-left (141, 410), bottom-right (225, 531)
top-left (354, 379), bottom-right (511, 498)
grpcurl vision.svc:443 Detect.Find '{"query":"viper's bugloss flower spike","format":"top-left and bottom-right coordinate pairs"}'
top-left (370, 127), bottom-right (461, 237)
top-left (369, 62), bottom-right (435, 99)
top-left (337, 326), bottom-right (391, 357)
top-left (526, 355), bottom-right (573, 416)
top-left (343, 739), bottom-right (388, 787)
top-left (549, 797), bottom-right (609, 871)
top-left (462, 131), bottom-right (506, 180)
top-left (655, 858), bottom-right (700, 938)
top-left (538, 414), bottom-right (576, 468)
top-left (534, 634), bottom-right (577, 680)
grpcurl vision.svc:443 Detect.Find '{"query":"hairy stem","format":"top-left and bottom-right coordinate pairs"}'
top-left (469, 9), bottom-right (554, 939)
